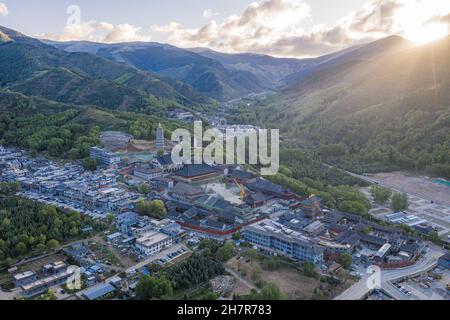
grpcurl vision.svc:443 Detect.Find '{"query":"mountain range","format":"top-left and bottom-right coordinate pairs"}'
top-left (0, 26), bottom-right (213, 115)
top-left (0, 25), bottom-right (449, 175)
top-left (45, 40), bottom-right (311, 101)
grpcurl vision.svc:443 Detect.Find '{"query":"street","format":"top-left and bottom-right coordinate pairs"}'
top-left (335, 247), bottom-right (445, 300)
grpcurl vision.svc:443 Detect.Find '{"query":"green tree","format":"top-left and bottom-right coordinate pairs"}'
top-left (340, 253), bottom-right (353, 270)
top-left (139, 184), bottom-right (150, 195)
top-left (391, 193), bottom-right (409, 212)
top-left (15, 242), bottom-right (27, 256)
top-left (370, 185), bottom-right (392, 204)
top-left (215, 242), bottom-right (236, 262)
top-left (136, 200), bottom-right (167, 219)
top-left (82, 158), bottom-right (98, 171)
top-left (135, 276), bottom-right (173, 300)
top-left (265, 257), bottom-right (280, 272)
top-left (232, 232), bottom-right (242, 241)
top-left (303, 262), bottom-right (318, 278)
top-left (339, 201), bottom-right (369, 216)
top-left (46, 239), bottom-right (60, 251)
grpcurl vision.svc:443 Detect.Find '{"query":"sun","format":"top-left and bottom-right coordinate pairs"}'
top-left (394, 0), bottom-right (450, 45)
top-left (404, 23), bottom-right (449, 45)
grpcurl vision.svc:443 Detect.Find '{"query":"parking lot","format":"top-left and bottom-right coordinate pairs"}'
top-left (126, 244), bottom-right (191, 274)
top-left (396, 268), bottom-right (449, 300)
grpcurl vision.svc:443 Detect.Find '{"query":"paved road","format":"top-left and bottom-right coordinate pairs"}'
top-left (0, 288), bottom-right (20, 301)
top-left (335, 248), bottom-right (444, 300)
top-left (126, 244), bottom-right (189, 273)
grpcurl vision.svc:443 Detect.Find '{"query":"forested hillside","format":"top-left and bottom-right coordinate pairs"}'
top-left (237, 36), bottom-right (450, 178)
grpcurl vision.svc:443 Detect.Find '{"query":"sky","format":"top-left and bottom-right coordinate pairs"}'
top-left (0, 0), bottom-right (449, 57)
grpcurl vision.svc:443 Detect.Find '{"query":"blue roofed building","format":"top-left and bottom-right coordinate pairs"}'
top-left (82, 283), bottom-right (117, 300)
top-left (117, 211), bottom-right (140, 235)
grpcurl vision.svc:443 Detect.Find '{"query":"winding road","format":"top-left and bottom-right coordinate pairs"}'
top-left (335, 247), bottom-right (444, 300)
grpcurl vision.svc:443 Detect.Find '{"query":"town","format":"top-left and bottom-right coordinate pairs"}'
top-left (0, 124), bottom-right (448, 301)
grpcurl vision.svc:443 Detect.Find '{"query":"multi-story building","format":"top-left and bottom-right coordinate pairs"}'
top-left (135, 231), bottom-right (173, 257)
top-left (244, 219), bottom-right (324, 265)
top-left (89, 147), bottom-right (122, 166)
top-left (13, 271), bottom-right (38, 288)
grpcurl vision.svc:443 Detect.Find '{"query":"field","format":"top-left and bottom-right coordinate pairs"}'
top-left (370, 172), bottom-right (450, 206)
top-left (226, 254), bottom-right (354, 300)
top-left (362, 172), bottom-right (450, 240)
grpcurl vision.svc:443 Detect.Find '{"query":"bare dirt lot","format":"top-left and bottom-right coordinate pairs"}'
top-left (226, 256), bottom-right (353, 300)
top-left (370, 172), bottom-right (450, 206)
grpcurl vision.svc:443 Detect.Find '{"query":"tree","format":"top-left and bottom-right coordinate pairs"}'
top-left (339, 201), bottom-right (369, 216)
top-left (232, 232), bottom-right (242, 241)
top-left (136, 200), bottom-right (167, 219)
top-left (340, 253), bottom-right (353, 270)
top-left (303, 262), bottom-right (318, 278)
top-left (46, 239), bottom-right (60, 251)
top-left (265, 257), bottom-right (280, 271)
top-left (215, 242), bottom-right (236, 262)
top-left (82, 158), bottom-right (98, 171)
top-left (391, 193), bottom-right (409, 212)
top-left (135, 276), bottom-right (173, 300)
top-left (47, 138), bottom-right (65, 157)
top-left (427, 231), bottom-right (440, 243)
top-left (370, 185), bottom-right (392, 204)
top-left (251, 265), bottom-right (262, 282)
top-left (139, 184), bottom-right (150, 195)
top-left (15, 242), bottom-right (27, 256)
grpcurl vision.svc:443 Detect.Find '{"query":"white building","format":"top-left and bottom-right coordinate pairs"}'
top-left (135, 231), bottom-right (173, 257)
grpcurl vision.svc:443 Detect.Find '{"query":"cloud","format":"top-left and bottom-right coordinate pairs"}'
top-left (426, 13), bottom-right (450, 24)
top-left (0, 2), bottom-right (8, 16)
top-left (203, 9), bottom-right (219, 19)
top-left (38, 0), bottom-right (450, 57)
top-left (153, 0), bottom-right (311, 54)
top-left (38, 21), bottom-right (151, 43)
top-left (151, 0), bottom-right (450, 57)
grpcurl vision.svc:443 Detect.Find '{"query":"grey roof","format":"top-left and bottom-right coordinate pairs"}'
top-left (196, 195), bottom-right (230, 211)
top-left (171, 182), bottom-right (203, 196)
top-left (155, 155), bottom-right (174, 166)
top-left (176, 164), bottom-right (217, 178)
top-left (230, 169), bottom-right (255, 180)
top-left (246, 178), bottom-right (286, 195)
top-left (83, 283), bottom-right (116, 300)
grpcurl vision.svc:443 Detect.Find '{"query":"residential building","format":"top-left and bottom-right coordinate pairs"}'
top-left (135, 231), bottom-right (173, 257)
top-left (22, 271), bottom-right (73, 298)
top-left (13, 271), bottom-right (38, 287)
top-left (134, 164), bottom-right (165, 180)
top-left (89, 147), bottom-right (122, 166)
top-left (22, 270), bottom-right (75, 298)
top-left (244, 219), bottom-right (324, 265)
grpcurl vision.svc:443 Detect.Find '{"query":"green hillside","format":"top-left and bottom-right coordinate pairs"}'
top-left (0, 26), bottom-right (215, 114)
top-left (238, 36), bottom-right (450, 178)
